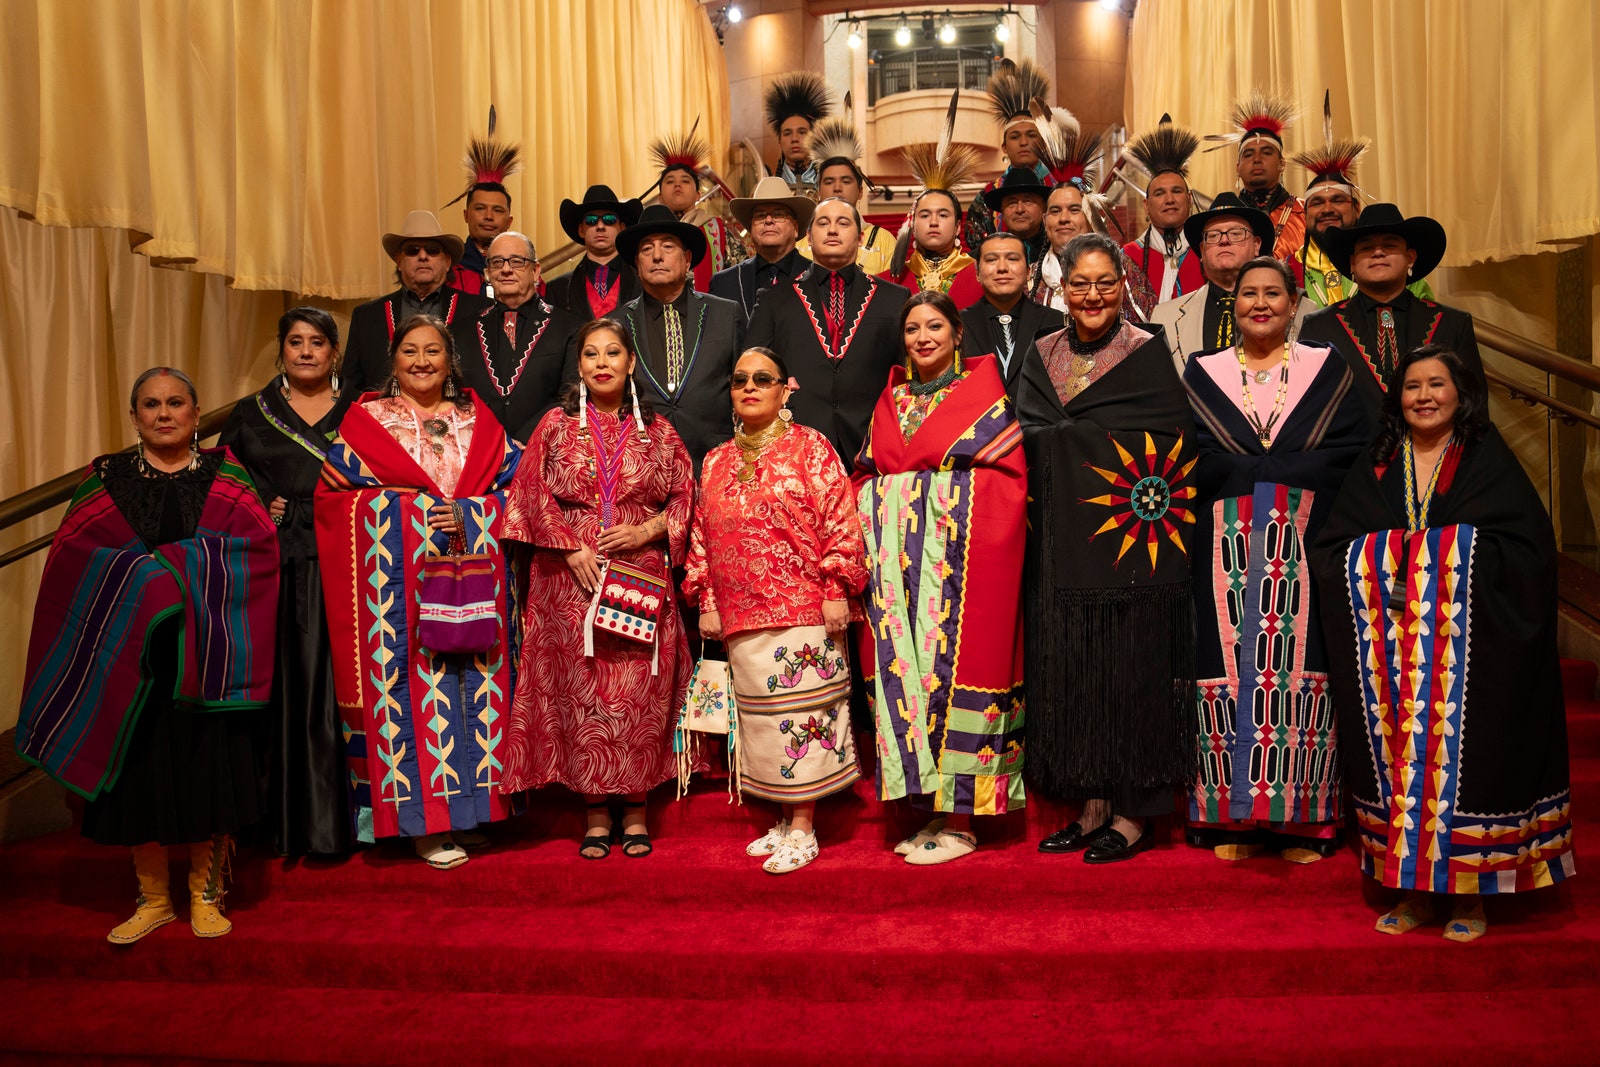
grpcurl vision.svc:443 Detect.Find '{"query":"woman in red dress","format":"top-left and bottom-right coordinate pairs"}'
top-left (502, 319), bottom-right (697, 857)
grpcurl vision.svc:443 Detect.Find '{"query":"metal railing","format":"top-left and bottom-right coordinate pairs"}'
top-left (868, 46), bottom-right (995, 105)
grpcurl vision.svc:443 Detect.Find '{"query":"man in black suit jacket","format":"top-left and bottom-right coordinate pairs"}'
top-left (450, 231), bottom-right (580, 445)
top-left (542, 185), bottom-right (644, 323)
top-left (1300, 203), bottom-right (1482, 414)
top-left (614, 205), bottom-right (746, 473)
top-left (709, 176), bottom-right (814, 319)
top-left (744, 197), bottom-right (911, 471)
top-left (342, 210), bottom-right (490, 399)
top-left (961, 232), bottom-right (1064, 402)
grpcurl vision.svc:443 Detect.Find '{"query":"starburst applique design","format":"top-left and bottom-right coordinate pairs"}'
top-left (1081, 431), bottom-right (1196, 571)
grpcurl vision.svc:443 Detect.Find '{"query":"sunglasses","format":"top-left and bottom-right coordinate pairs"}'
top-left (730, 371), bottom-right (782, 389)
top-left (583, 213), bottom-right (620, 227)
top-left (401, 242), bottom-right (445, 258)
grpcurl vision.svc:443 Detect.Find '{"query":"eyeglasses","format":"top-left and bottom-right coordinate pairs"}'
top-left (1201, 227), bottom-right (1253, 246)
top-left (401, 242), bottom-right (445, 258)
top-left (750, 207), bottom-right (795, 223)
top-left (730, 371), bottom-right (782, 388)
top-left (486, 255), bottom-right (535, 271)
top-left (1066, 279), bottom-right (1121, 296)
top-left (582, 213), bottom-right (620, 227)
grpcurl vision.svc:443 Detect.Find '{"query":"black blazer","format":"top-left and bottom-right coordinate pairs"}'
top-left (960, 296), bottom-right (1065, 403)
top-left (543, 258), bottom-right (641, 323)
top-left (744, 266), bottom-right (911, 471)
top-left (616, 289), bottom-right (746, 474)
top-left (451, 300), bottom-right (582, 445)
top-left (342, 286), bottom-right (490, 400)
top-left (1299, 291), bottom-right (1484, 417)
top-left (709, 252), bottom-right (813, 320)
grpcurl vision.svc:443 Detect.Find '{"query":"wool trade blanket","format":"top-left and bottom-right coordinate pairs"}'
top-left (17, 451), bottom-right (277, 800)
top-left (314, 392), bottom-right (522, 842)
top-left (854, 355), bottom-right (1027, 816)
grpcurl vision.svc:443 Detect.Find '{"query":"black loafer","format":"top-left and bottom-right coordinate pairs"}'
top-left (1038, 821), bottom-right (1108, 854)
top-left (1083, 821), bottom-right (1154, 865)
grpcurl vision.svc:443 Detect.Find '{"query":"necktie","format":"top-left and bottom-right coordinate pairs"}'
top-left (503, 310), bottom-right (518, 347)
top-left (663, 301), bottom-right (685, 392)
top-left (997, 313), bottom-right (1015, 372)
top-left (824, 272), bottom-right (847, 358)
top-left (1215, 293), bottom-right (1236, 349)
top-left (1376, 305), bottom-right (1399, 382)
top-left (594, 264), bottom-right (610, 299)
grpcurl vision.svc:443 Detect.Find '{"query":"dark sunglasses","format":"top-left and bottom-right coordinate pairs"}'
top-left (401, 242), bottom-right (445, 257)
top-left (583, 213), bottom-right (620, 227)
top-left (730, 371), bottom-right (782, 389)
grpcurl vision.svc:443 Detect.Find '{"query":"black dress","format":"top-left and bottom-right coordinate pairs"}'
top-left (80, 452), bottom-right (264, 847)
top-left (219, 388), bottom-right (353, 855)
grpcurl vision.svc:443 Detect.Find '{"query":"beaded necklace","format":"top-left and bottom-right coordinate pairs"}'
top-left (585, 402), bottom-right (630, 528)
top-left (1236, 343), bottom-right (1291, 445)
top-left (1402, 433), bottom-right (1454, 533)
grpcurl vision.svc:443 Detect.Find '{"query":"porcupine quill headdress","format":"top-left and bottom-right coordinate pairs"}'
top-left (807, 116), bottom-right (866, 180)
top-left (1121, 113), bottom-right (1201, 186)
top-left (1030, 99), bottom-right (1120, 238)
top-left (1203, 88), bottom-right (1298, 152)
top-left (986, 58), bottom-right (1051, 132)
top-left (442, 107), bottom-right (522, 209)
top-left (764, 71), bottom-right (834, 134)
top-left (650, 116), bottom-right (710, 180)
top-left (891, 90), bottom-right (982, 275)
top-left (1289, 90), bottom-right (1370, 195)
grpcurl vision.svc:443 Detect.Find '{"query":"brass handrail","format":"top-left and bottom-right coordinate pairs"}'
top-left (1476, 320), bottom-right (1600, 392)
top-left (0, 400), bottom-right (241, 538)
top-left (1483, 367), bottom-right (1600, 431)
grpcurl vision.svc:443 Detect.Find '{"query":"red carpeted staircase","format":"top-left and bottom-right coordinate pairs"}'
top-left (3, 662), bottom-right (1599, 1065)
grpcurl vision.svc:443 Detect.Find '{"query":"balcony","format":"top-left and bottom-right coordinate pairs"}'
top-left (867, 45), bottom-right (998, 106)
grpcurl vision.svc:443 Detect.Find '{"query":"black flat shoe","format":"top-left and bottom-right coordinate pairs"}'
top-left (1038, 821), bottom-right (1108, 854)
top-left (1083, 821), bottom-right (1154, 865)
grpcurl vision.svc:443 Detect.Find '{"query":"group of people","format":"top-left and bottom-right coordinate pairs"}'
top-left (15, 66), bottom-right (1573, 952)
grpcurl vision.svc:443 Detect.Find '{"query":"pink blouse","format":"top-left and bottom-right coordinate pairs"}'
top-left (1196, 342), bottom-right (1330, 444)
top-left (361, 395), bottom-right (474, 496)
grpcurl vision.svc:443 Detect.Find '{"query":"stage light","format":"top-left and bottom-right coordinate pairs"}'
top-left (1098, 0), bottom-right (1120, 11)
top-left (939, 18), bottom-right (956, 44)
top-left (994, 14), bottom-right (1010, 42)
top-left (895, 16), bottom-right (911, 47)
top-left (726, 3), bottom-right (743, 23)
top-left (847, 21), bottom-right (862, 49)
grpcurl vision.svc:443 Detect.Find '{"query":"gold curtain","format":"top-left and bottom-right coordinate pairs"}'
top-left (1126, 0), bottom-right (1600, 267)
top-left (0, 0), bottom-right (729, 732)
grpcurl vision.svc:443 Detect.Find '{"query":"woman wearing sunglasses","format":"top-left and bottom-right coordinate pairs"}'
top-left (683, 348), bottom-right (868, 874)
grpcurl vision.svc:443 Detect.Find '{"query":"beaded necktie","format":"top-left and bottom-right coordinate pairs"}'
top-left (663, 302), bottom-right (685, 393)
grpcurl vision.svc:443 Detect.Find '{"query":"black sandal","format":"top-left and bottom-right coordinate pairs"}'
top-left (579, 801), bottom-right (614, 860)
top-left (620, 802), bottom-right (652, 858)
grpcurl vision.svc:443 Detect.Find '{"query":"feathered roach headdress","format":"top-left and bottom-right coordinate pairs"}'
top-left (807, 116), bottom-right (867, 184)
top-left (764, 71), bottom-right (833, 134)
top-left (1121, 113), bottom-right (1200, 187)
top-left (986, 58), bottom-right (1051, 132)
top-left (1204, 88), bottom-right (1298, 152)
top-left (1290, 91), bottom-right (1370, 195)
top-left (1030, 100), bottom-right (1120, 237)
top-left (891, 90), bottom-right (982, 274)
top-left (650, 117), bottom-right (710, 180)
top-left (442, 107), bottom-right (522, 209)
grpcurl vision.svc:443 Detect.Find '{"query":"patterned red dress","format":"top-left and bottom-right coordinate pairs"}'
top-left (501, 405), bottom-right (697, 795)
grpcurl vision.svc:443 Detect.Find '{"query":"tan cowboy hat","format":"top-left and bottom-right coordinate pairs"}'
top-left (729, 175), bottom-right (816, 231)
top-left (381, 210), bottom-right (466, 264)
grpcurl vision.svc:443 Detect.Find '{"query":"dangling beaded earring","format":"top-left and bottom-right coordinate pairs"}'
top-left (579, 379), bottom-right (589, 434)
top-left (386, 375), bottom-right (400, 398)
top-left (136, 437), bottom-right (148, 476)
top-left (629, 375), bottom-right (647, 441)
top-left (779, 402), bottom-right (794, 423)
top-left (189, 428), bottom-right (200, 471)
top-left (330, 362), bottom-right (341, 395)
top-left (443, 375), bottom-right (457, 399)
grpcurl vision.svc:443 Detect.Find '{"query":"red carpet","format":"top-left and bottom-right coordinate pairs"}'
top-left (2, 660), bottom-right (1598, 1065)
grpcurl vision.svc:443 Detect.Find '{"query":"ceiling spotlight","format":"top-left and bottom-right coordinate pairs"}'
top-left (895, 15), bottom-right (911, 47)
top-left (726, 3), bottom-right (743, 23)
top-left (994, 14), bottom-right (1010, 42)
top-left (847, 20), bottom-right (862, 49)
top-left (939, 18), bottom-right (956, 44)
top-left (1098, 0), bottom-right (1121, 11)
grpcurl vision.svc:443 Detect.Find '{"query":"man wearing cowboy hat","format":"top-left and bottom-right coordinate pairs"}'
top-left (710, 176), bottom-right (814, 319)
top-left (980, 167), bottom-right (1051, 271)
top-left (1148, 192), bottom-right (1315, 373)
top-left (614, 204), bottom-right (746, 473)
top-left (542, 185), bottom-right (644, 321)
top-left (342, 209), bottom-right (491, 400)
top-left (451, 230), bottom-right (581, 444)
top-left (1300, 203), bottom-right (1482, 408)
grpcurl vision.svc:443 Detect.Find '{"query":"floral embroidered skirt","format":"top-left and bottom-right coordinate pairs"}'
top-left (727, 625), bottom-right (860, 804)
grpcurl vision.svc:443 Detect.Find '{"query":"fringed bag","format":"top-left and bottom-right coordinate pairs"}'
top-left (674, 650), bottom-right (741, 802)
top-left (583, 556), bottom-right (670, 674)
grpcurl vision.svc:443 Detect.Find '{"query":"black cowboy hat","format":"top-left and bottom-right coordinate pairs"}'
top-left (981, 166), bottom-right (1051, 210)
top-left (1317, 202), bottom-right (1447, 282)
top-left (558, 185), bottom-right (644, 244)
top-left (615, 203), bottom-right (710, 267)
top-left (1182, 192), bottom-right (1276, 253)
